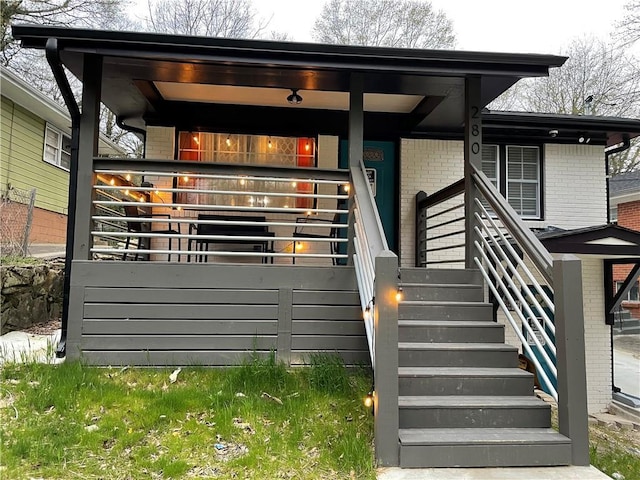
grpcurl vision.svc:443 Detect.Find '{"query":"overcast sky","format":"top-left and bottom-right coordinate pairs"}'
top-left (131, 0), bottom-right (635, 55)
top-left (259, 0), bottom-right (632, 54)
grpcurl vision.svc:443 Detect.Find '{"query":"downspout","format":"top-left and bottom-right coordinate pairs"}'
top-left (605, 135), bottom-right (630, 224)
top-left (46, 38), bottom-right (80, 358)
top-left (603, 134), bottom-right (630, 394)
top-left (116, 117), bottom-right (147, 158)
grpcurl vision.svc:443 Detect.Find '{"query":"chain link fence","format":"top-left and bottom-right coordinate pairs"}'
top-left (0, 186), bottom-right (36, 256)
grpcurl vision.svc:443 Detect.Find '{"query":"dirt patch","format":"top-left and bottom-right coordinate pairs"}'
top-left (20, 319), bottom-right (61, 335)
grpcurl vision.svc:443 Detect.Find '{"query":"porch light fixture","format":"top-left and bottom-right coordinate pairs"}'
top-left (395, 287), bottom-right (404, 302)
top-left (268, 137), bottom-right (272, 149)
top-left (364, 391), bottom-right (374, 408)
top-left (287, 88), bottom-right (303, 105)
top-left (578, 134), bottom-right (591, 144)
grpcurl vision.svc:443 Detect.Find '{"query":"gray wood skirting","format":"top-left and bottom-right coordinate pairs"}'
top-left (69, 261), bottom-right (368, 367)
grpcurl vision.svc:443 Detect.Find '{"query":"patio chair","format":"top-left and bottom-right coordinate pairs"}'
top-left (292, 213), bottom-right (341, 265)
top-left (122, 205), bottom-right (181, 261)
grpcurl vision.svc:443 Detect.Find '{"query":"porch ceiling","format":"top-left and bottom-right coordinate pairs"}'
top-left (12, 25), bottom-right (568, 134)
top-left (154, 82), bottom-right (424, 113)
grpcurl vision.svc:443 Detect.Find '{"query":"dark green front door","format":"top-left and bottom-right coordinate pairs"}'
top-left (339, 140), bottom-right (397, 252)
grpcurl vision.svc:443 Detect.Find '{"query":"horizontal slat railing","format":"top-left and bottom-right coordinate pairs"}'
top-left (90, 158), bottom-right (350, 264)
top-left (415, 179), bottom-right (465, 267)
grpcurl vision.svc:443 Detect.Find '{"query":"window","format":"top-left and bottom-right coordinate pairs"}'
top-left (616, 281), bottom-right (640, 302)
top-left (43, 125), bottom-right (71, 170)
top-left (176, 132), bottom-right (316, 209)
top-left (482, 144), bottom-right (542, 219)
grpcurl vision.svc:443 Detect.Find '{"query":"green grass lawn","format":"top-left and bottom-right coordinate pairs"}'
top-left (1, 355), bottom-right (375, 479)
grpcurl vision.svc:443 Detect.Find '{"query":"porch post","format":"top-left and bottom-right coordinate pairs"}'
top-left (554, 254), bottom-right (590, 465)
top-left (374, 250), bottom-right (399, 466)
top-left (74, 54), bottom-right (103, 260)
top-left (464, 76), bottom-right (482, 268)
top-left (347, 74), bottom-right (364, 264)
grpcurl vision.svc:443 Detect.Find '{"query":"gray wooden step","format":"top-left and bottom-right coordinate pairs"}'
top-left (398, 367), bottom-right (534, 396)
top-left (398, 320), bottom-right (505, 343)
top-left (400, 268), bottom-right (482, 285)
top-left (400, 283), bottom-right (484, 302)
top-left (399, 301), bottom-right (493, 321)
top-left (398, 342), bottom-right (518, 367)
top-left (399, 428), bottom-right (571, 467)
top-left (398, 395), bottom-right (551, 428)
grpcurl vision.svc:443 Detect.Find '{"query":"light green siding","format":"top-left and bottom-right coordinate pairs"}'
top-left (1, 96), bottom-right (69, 214)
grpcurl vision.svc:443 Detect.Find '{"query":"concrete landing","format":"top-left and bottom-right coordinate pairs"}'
top-left (0, 329), bottom-right (62, 364)
top-left (378, 466), bottom-right (610, 480)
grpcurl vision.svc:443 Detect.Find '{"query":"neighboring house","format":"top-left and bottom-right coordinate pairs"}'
top-left (0, 67), bottom-right (125, 245)
top-left (12, 25), bottom-right (640, 470)
top-left (610, 170), bottom-right (640, 320)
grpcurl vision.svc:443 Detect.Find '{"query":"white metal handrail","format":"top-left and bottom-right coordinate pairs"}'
top-left (470, 166), bottom-right (559, 400)
top-left (351, 160), bottom-right (394, 366)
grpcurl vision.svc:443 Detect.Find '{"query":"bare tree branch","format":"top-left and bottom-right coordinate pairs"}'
top-left (312, 0), bottom-right (456, 49)
top-left (144, 0), bottom-right (270, 39)
top-left (615, 0), bottom-right (640, 47)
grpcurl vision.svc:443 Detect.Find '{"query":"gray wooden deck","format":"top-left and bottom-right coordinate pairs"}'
top-left (66, 261), bottom-right (368, 366)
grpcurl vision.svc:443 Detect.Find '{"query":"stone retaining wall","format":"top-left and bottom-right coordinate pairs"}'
top-left (1, 261), bottom-right (64, 333)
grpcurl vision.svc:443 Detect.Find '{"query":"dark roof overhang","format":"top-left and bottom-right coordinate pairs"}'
top-left (482, 111), bottom-right (640, 148)
top-left (536, 224), bottom-right (640, 257)
top-left (11, 24), bottom-right (567, 133)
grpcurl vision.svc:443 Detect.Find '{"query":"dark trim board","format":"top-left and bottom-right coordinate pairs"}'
top-left (68, 261), bottom-right (368, 367)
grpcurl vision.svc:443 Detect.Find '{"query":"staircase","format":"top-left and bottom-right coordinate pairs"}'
top-left (396, 267), bottom-right (571, 468)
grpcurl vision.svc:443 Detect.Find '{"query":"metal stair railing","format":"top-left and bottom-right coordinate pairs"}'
top-left (413, 165), bottom-right (590, 465)
top-left (469, 164), bottom-right (589, 466)
top-left (350, 160), bottom-right (399, 467)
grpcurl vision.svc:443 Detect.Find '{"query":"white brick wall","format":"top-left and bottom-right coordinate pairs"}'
top-left (400, 139), bottom-right (464, 268)
top-left (581, 257), bottom-right (612, 413)
top-left (544, 144), bottom-right (606, 229)
top-left (400, 141), bottom-right (606, 267)
top-left (145, 126), bottom-right (175, 160)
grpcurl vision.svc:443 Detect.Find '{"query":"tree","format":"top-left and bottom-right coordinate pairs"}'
top-left (2, 0), bottom-right (129, 65)
top-left (491, 36), bottom-right (640, 173)
top-left (312, 0), bottom-right (455, 49)
top-left (2, 0), bottom-right (142, 157)
top-left (616, 0), bottom-right (640, 47)
top-left (520, 37), bottom-right (639, 118)
top-left (144, 0), bottom-right (269, 38)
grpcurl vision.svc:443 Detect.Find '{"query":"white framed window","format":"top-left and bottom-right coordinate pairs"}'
top-left (616, 281), bottom-right (640, 302)
top-left (506, 146), bottom-right (540, 218)
top-left (43, 124), bottom-right (71, 170)
top-left (482, 144), bottom-right (499, 188)
top-left (481, 144), bottom-right (542, 219)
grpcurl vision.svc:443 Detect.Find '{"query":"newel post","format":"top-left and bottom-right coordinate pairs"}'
top-left (374, 250), bottom-right (399, 466)
top-left (554, 254), bottom-right (590, 465)
top-left (464, 76), bottom-right (482, 268)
